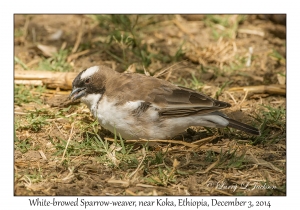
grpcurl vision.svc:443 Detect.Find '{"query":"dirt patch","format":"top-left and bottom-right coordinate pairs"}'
top-left (14, 14), bottom-right (286, 196)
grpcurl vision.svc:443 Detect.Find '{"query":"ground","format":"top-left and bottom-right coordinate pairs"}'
top-left (14, 14), bottom-right (286, 196)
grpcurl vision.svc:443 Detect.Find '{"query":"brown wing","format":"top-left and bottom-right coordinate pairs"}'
top-left (152, 86), bottom-right (231, 117)
top-left (105, 73), bottom-right (231, 117)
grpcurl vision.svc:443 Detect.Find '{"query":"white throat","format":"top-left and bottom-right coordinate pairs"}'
top-left (81, 93), bottom-right (102, 117)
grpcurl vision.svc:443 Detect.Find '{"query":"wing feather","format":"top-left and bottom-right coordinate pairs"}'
top-left (106, 73), bottom-right (231, 118)
top-left (153, 86), bottom-right (231, 118)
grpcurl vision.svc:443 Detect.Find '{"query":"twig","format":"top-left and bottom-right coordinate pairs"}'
top-left (15, 70), bottom-right (78, 90)
top-left (208, 187), bottom-right (233, 196)
top-left (25, 58), bottom-right (40, 67)
top-left (62, 167), bottom-right (75, 181)
top-left (136, 183), bottom-right (156, 188)
top-left (239, 89), bottom-right (248, 106)
top-left (14, 112), bottom-right (27, 115)
top-left (61, 122), bottom-right (74, 162)
top-left (53, 121), bottom-right (67, 139)
top-left (38, 150), bottom-right (47, 160)
top-left (67, 49), bottom-right (94, 63)
top-left (191, 135), bottom-right (219, 146)
top-left (153, 61), bottom-right (184, 78)
top-left (196, 157), bottom-right (220, 174)
top-left (128, 148), bottom-right (146, 178)
top-left (225, 91), bottom-right (237, 104)
top-left (246, 47), bottom-right (253, 67)
top-left (228, 85), bottom-right (286, 96)
top-left (14, 80), bottom-right (43, 86)
top-left (107, 179), bottom-right (129, 187)
top-left (125, 189), bottom-right (136, 196)
top-left (238, 28), bottom-right (265, 37)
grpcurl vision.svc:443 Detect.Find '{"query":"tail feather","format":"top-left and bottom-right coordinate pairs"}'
top-left (225, 117), bottom-right (260, 136)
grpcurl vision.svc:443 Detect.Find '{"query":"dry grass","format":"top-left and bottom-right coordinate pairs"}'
top-left (14, 14), bottom-right (286, 196)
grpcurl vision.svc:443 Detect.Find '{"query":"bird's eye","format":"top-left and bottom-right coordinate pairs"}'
top-left (85, 78), bottom-right (90, 84)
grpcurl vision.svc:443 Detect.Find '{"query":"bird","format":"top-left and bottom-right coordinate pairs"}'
top-left (69, 65), bottom-right (260, 140)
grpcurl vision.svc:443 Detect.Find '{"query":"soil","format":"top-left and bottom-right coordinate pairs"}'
top-left (14, 14), bottom-right (286, 196)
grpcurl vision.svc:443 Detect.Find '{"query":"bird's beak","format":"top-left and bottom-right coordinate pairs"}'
top-left (69, 87), bottom-right (86, 101)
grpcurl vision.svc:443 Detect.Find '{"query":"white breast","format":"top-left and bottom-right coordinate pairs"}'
top-left (95, 96), bottom-right (158, 139)
top-left (80, 93), bottom-right (102, 117)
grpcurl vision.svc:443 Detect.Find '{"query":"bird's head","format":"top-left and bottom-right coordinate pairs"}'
top-left (69, 65), bottom-right (112, 101)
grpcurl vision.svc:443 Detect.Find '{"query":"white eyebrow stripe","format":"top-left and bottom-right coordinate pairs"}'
top-left (80, 66), bottom-right (99, 79)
